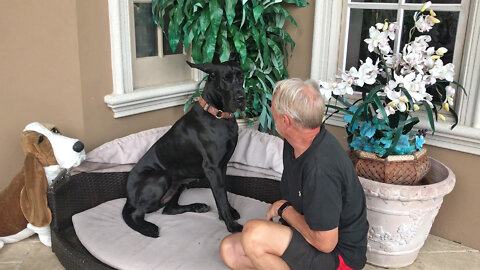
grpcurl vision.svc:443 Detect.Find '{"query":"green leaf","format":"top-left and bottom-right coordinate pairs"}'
top-left (225, 0), bottom-right (238, 26)
top-left (283, 0), bottom-right (310, 7)
top-left (350, 102), bottom-right (369, 132)
top-left (399, 87), bottom-right (415, 111)
top-left (372, 95), bottom-right (389, 125)
top-left (382, 114), bottom-right (407, 158)
top-left (421, 100), bottom-right (435, 135)
top-left (402, 117), bottom-right (420, 134)
top-left (267, 26), bottom-right (295, 51)
top-left (199, 8), bottom-right (211, 34)
top-left (325, 104), bottom-right (353, 115)
top-left (266, 38), bottom-right (285, 73)
top-left (253, 5), bottom-right (264, 23)
top-left (449, 107), bottom-right (459, 129)
top-left (218, 22), bottom-right (230, 62)
top-left (403, 116), bottom-right (420, 134)
top-left (168, 9), bottom-right (181, 52)
top-left (192, 35), bottom-right (205, 63)
top-left (232, 27), bottom-right (247, 63)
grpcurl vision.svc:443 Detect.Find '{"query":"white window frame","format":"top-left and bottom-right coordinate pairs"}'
top-left (311, 0), bottom-right (480, 156)
top-left (105, 0), bottom-right (202, 118)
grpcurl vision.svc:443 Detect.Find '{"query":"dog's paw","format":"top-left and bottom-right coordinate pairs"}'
top-left (227, 222), bottom-right (243, 233)
top-left (191, 203), bottom-right (210, 213)
top-left (139, 223), bottom-right (160, 238)
top-left (229, 206), bottom-right (240, 220)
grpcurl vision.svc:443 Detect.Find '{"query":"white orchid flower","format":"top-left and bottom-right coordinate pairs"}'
top-left (356, 58), bottom-right (379, 87)
top-left (415, 15), bottom-right (434, 32)
top-left (445, 85), bottom-right (456, 106)
top-left (422, 74), bottom-right (436, 85)
top-left (385, 88), bottom-right (408, 112)
top-left (436, 47), bottom-right (448, 56)
top-left (394, 72), bottom-right (416, 91)
top-left (341, 68), bottom-right (356, 95)
top-left (429, 59), bottom-right (455, 82)
top-left (319, 80), bottom-right (336, 100)
top-left (421, 1), bottom-right (432, 12)
top-left (365, 27), bottom-right (389, 53)
top-left (376, 105), bottom-right (396, 119)
top-left (384, 53), bottom-right (402, 70)
top-left (385, 22), bottom-right (398, 40)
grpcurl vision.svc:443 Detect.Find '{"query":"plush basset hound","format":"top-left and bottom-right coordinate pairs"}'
top-left (0, 122), bottom-right (86, 249)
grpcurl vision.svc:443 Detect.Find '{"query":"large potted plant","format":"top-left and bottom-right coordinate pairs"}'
top-left (152, 0), bottom-right (309, 131)
top-left (318, 1), bottom-right (461, 267)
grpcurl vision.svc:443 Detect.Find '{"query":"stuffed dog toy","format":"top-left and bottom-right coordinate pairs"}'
top-left (0, 122), bottom-right (86, 249)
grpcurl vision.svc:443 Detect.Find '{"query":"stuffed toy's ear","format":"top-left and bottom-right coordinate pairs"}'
top-left (20, 153), bottom-right (52, 227)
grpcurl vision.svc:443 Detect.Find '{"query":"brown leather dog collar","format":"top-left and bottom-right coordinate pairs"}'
top-left (198, 96), bottom-right (235, 119)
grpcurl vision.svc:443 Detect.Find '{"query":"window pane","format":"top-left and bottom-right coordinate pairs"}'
top-left (346, 9), bottom-right (397, 70)
top-left (352, 0), bottom-right (397, 2)
top-left (134, 3), bottom-right (158, 58)
top-left (406, 0), bottom-right (461, 3)
top-left (401, 11), bottom-right (459, 65)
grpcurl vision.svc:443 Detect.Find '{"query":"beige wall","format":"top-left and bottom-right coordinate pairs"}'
top-left (1, 1), bottom-right (479, 250)
top-left (0, 1), bottom-right (85, 188)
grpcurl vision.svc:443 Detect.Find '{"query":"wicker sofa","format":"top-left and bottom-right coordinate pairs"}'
top-left (47, 172), bottom-right (281, 270)
top-left (46, 127), bottom-right (284, 269)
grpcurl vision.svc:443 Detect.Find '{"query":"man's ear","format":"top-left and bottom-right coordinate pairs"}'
top-left (282, 114), bottom-right (292, 127)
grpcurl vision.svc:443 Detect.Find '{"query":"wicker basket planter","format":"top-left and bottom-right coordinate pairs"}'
top-left (360, 157), bottom-right (455, 267)
top-left (349, 148), bottom-right (431, 185)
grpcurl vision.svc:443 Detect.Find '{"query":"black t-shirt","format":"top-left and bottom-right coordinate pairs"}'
top-left (281, 125), bottom-right (368, 270)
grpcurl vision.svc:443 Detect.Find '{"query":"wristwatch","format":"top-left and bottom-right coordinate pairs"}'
top-left (277, 201), bottom-right (292, 218)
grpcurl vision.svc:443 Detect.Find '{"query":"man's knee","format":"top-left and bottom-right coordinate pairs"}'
top-left (220, 234), bottom-right (238, 267)
top-left (242, 220), bottom-right (269, 255)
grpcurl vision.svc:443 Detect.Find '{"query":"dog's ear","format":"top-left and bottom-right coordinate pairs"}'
top-left (186, 61), bottom-right (220, 75)
top-left (228, 52), bottom-right (241, 65)
top-left (20, 153), bottom-right (52, 227)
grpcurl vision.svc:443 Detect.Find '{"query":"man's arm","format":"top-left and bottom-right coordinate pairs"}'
top-left (266, 200), bottom-right (338, 253)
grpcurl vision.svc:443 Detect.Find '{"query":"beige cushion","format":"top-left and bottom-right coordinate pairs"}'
top-left (73, 188), bottom-right (270, 270)
top-left (73, 126), bottom-right (284, 181)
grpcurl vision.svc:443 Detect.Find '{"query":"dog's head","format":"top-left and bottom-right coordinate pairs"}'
top-left (187, 53), bottom-right (246, 113)
top-left (18, 122), bottom-right (86, 227)
top-left (22, 122), bottom-right (86, 169)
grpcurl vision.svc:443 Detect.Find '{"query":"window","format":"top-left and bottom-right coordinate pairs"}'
top-left (311, 0), bottom-right (480, 155)
top-left (105, 0), bottom-right (202, 118)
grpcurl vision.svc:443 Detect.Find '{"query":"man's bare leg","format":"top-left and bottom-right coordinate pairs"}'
top-left (220, 219), bottom-right (293, 270)
top-left (220, 233), bottom-right (255, 270)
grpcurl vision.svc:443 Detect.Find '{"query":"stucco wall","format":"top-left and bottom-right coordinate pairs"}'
top-left (1, 0), bottom-right (478, 250)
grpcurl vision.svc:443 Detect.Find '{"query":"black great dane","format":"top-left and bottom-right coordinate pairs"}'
top-left (122, 54), bottom-right (246, 238)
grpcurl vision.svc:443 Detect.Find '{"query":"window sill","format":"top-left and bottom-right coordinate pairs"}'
top-left (325, 113), bottom-right (480, 156)
top-left (104, 81), bottom-right (200, 118)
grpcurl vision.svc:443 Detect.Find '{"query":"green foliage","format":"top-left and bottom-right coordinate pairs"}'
top-left (152, 0), bottom-right (309, 131)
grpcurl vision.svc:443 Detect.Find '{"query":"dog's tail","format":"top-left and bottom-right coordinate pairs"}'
top-left (122, 200), bottom-right (160, 238)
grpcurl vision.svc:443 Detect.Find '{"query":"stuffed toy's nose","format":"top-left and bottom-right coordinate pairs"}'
top-left (73, 141), bottom-right (84, 152)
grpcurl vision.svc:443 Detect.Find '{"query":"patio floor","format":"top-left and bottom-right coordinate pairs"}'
top-left (0, 234), bottom-right (478, 269)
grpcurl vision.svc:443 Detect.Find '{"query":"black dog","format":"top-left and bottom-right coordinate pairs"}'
top-left (122, 54), bottom-right (246, 238)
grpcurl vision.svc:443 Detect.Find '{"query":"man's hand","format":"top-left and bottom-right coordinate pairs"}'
top-left (266, 200), bottom-right (288, 221)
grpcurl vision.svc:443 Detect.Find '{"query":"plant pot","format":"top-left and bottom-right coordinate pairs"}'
top-left (236, 117), bottom-right (259, 130)
top-left (349, 149), bottom-right (431, 185)
top-left (360, 157), bottom-right (455, 268)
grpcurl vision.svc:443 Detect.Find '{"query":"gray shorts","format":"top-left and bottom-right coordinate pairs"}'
top-left (281, 227), bottom-right (338, 270)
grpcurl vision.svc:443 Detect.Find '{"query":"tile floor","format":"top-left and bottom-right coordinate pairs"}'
top-left (0, 234), bottom-right (479, 269)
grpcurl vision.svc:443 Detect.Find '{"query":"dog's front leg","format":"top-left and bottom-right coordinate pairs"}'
top-left (204, 166), bottom-right (243, 233)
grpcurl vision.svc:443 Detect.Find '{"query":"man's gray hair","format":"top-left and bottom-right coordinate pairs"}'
top-left (272, 78), bottom-right (325, 129)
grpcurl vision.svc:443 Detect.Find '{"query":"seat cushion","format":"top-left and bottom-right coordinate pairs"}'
top-left (72, 188), bottom-right (270, 270)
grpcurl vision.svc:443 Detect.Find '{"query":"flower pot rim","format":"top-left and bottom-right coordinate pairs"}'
top-left (351, 148), bottom-right (427, 162)
top-left (359, 157), bottom-right (455, 201)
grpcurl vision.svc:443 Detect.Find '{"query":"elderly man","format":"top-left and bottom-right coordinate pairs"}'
top-left (219, 78), bottom-right (368, 270)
